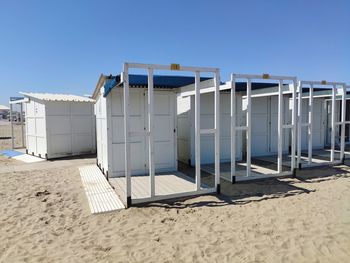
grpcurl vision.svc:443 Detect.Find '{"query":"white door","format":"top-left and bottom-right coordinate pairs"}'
top-left (110, 89), bottom-right (147, 176)
top-left (251, 97), bottom-right (270, 156)
top-left (146, 91), bottom-right (177, 172)
top-left (110, 89), bottom-right (176, 176)
top-left (325, 99), bottom-right (341, 146)
top-left (189, 93), bottom-right (243, 165)
top-left (301, 98), bottom-right (325, 150)
top-left (249, 96), bottom-right (290, 156)
top-left (269, 96), bottom-right (290, 154)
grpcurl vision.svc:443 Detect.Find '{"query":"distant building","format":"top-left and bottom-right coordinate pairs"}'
top-left (0, 104), bottom-right (9, 119)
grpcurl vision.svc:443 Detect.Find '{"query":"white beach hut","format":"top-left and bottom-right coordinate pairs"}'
top-left (177, 80), bottom-right (292, 165)
top-left (177, 75), bottom-right (297, 183)
top-left (296, 81), bottom-right (348, 168)
top-left (92, 62), bottom-right (221, 207)
top-left (20, 92), bottom-right (96, 159)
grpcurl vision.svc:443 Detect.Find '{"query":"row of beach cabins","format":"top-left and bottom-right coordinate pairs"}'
top-left (9, 62), bottom-right (350, 208)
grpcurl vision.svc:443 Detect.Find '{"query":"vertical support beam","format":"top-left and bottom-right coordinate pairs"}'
top-left (148, 68), bottom-right (155, 197)
top-left (340, 84), bottom-right (346, 162)
top-left (214, 70), bottom-right (221, 193)
top-left (230, 74), bottom-right (236, 183)
top-left (297, 82), bottom-right (302, 168)
top-left (194, 71), bottom-right (201, 191)
top-left (308, 84), bottom-right (314, 164)
top-left (123, 64), bottom-right (131, 207)
top-left (291, 79), bottom-right (297, 174)
top-left (277, 80), bottom-right (283, 173)
top-left (246, 79), bottom-right (252, 177)
top-left (20, 102), bottom-right (25, 148)
top-left (10, 103), bottom-right (14, 149)
top-left (331, 84), bottom-right (336, 162)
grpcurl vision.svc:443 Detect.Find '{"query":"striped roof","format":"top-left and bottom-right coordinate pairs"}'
top-left (103, 74), bottom-right (212, 97)
top-left (20, 92), bottom-right (95, 103)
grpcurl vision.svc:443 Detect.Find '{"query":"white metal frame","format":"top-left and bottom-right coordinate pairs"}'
top-left (229, 74), bottom-right (297, 182)
top-left (122, 62), bottom-right (220, 207)
top-left (9, 97), bottom-right (28, 149)
top-left (297, 81), bottom-right (347, 168)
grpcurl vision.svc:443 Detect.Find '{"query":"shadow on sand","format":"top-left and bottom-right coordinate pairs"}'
top-left (139, 163), bottom-right (350, 210)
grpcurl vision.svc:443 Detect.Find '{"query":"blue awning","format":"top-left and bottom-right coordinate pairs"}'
top-left (103, 74), bottom-right (212, 97)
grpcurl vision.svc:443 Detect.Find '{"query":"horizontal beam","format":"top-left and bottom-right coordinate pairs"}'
top-left (235, 126), bottom-right (248, 131)
top-left (180, 82), bottom-right (294, 98)
top-left (129, 131), bottom-right (150, 137)
top-left (283, 124), bottom-right (293, 129)
top-left (334, 121), bottom-right (350, 126)
top-left (300, 80), bottom-right (346, 86)
top-left (200, 129), bottom-right (216, 134)
top-left (125, 62), bottom-right (219, 73)
top-left (232, 73), bottom-right (297, 81)
top-left (9, 98), bottom-right (29, 104)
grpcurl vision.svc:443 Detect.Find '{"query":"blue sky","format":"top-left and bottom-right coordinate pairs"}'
top-left (0, 0), bottom-right (349, 105)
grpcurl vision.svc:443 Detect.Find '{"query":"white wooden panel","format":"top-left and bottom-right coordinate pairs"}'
top-left (71, 102), bottom-right (93, 115)
top-left (25, 99), bottom-right (46, 157)
top-left (111, 142), bottom-right (146, 176)
top-left (72, 134), bottom-right (93, 153)
top-left (26, 100), bottom-right (35, 117)
top-left (26, 118), bottom-right (36, 136)
top-left (36, 137), bottom-right (47, 156)
top-left (251, 97), bottom-right (269, 156)
top-left (47, 116), bottom-right (70, 135)
top-left (146, 91), bottom-right (176, 171)
top-left (110, 89), bottom-right (146, 176)
top-left (27, 136), bottom-right (37, 153)
top-left (45, 101), bottom-right (70, 116)
top-left (301, 98), bottom-right (325, 150)
top-left (269, 96), bottom-right (290, 153)
top-left (35, 118), bottom-right (46, 137)
top-left (34, 101), bottom-right (46, 117)
top-left (95, 91), bottom-right (109, 170)
top-left (189, 93), bottom-right (242, 165)
top-left (109, 89), bottom-right (177, 177)
top-left (177, 95), bottom-right (191, 163)
top-left (49, 135), bottom-right (72, 156)
top-left (72, 116), bottom-right (93, 134)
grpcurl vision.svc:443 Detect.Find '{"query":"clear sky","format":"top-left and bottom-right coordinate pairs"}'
top-left (0, 0), bottom-right (349, 105)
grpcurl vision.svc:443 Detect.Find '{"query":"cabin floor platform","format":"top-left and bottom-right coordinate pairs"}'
top-left (201, 157), bottom-right (292, 182)
top-left (109, 171), bottom-right (215, 206)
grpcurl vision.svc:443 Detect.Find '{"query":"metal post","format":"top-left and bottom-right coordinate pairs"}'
top-left (214, 70), bottom-right (221, 193)
top-left (297, 82), bottom-right (302, 168)
top-left (277, 80), bottom-right (283, 173)
top-left (291, 79), bottom-right (297, 174)
top-left (308, 84), bottom-right (313, 164)
top-left (246, 79), bottom-right (252, 177)
top-left (230, 74), bottom-right (236, 183)
top-left (331, 84), bottom-right (336, 162)
top-left (148, 68), bottom-right (155, 197)
top-left (10, 103), bottom-right (14, 149)
top-left (123, 64), bottom-right (131, 207)
top-left (20, 102), bottom-right (24, 148)
top-left (340, 84), bottom-right (346, 162)
top-left (194, 71), bottom-right (201, 191)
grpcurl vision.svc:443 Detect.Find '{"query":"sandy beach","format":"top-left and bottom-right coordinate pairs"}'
top-left (0, 124), bottom-right (350, 262)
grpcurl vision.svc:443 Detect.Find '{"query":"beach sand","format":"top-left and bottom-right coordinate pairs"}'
top-left (0, 123), bottom-right (350, 262)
